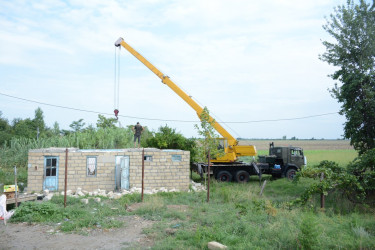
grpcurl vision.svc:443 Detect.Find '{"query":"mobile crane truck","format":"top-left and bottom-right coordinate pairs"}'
top-left (115, 37), bottom-right (306, 182)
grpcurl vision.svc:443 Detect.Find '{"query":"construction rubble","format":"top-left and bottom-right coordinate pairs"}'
top-left (36, 181), bottom-right (206, 201)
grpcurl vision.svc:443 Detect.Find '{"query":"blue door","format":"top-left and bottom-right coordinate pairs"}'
top-left (120, 156), bottom-right (130, 190)
top-left (43, 156), bottom-right (59, 191)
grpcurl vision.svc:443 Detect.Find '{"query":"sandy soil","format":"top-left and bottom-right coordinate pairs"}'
top-left (0, 215), bottom-right (154, 250)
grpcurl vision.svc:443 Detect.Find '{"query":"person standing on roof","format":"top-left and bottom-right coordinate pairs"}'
top-left (133, 122), bottom-right (144, 148)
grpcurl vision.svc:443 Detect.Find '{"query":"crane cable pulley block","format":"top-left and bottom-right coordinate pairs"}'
top-left (113, 44), bottom-right (121, 120)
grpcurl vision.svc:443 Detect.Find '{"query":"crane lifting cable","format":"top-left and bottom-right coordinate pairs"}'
top-left (114, 45), bottom-right (121, 119)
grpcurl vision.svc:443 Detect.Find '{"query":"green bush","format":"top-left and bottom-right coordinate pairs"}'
top-left (145, 125), bottom-right (197, 163)
top-left (11, 195), bottom-right (129, 233)
top-left (348, 148), bottom-right (375, 193)
top-left (11, 202), bottom-right (64, 223)
top-left (293, 160), bottom-right (365, 207)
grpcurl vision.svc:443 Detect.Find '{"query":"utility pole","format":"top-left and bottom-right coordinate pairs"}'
top-left (207, 150), bottom-right (210, 203)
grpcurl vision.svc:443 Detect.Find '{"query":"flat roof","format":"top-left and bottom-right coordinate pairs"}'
top-left (29, 148), bottom-right (185, 153)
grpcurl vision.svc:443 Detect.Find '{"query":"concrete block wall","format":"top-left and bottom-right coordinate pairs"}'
top-left (27, 148), bottom-right (190, 193)
top-left (130, 150), bottom-right (190, 191)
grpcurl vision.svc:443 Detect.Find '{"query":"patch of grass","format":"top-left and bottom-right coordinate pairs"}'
top-left (11, 201), bottom-right (65, 223)
top-left (133, 196), bottom-right (165, 221)
top-left (304, 150), bottom-right (357, 167)
top-left (131, 195), bottom-right (189, 221)
top-left (136, 180), bottom-right (375, 249)
top-left (11, 195), bottom-right (129, 233)
top-left (262, 177), bottom-right (317, 203)
top-left (117, 193), bottom-right (142, 206)
top-left (9, 180), bottom-right (375, 248)
top-left (241, 149), bottom-right (357, 167)
top-left (298, 213), bottom-right (320, 249)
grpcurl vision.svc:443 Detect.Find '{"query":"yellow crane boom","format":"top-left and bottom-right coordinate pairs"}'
top-left (115, 37), bottom-right (256, 162)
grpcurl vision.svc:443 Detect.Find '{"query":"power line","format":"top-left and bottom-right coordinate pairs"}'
top-left (0, 92), bottom-right (197, 122)
top-left (221, 112), bottom-right (340, 124)
top-left (0, 92), bottom-right (339, 123)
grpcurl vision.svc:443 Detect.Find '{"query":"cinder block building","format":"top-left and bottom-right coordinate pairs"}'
top-left (27, 148), bottom-right (190, 193)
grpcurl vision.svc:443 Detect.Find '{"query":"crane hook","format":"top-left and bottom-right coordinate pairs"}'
top-left (114, 109), bottom-right (119, 120)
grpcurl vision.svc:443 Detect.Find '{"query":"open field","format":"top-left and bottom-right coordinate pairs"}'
top-left (239, 139), bottom-right (353, 151)
top-left (304, 150), bottom-right (357, 166)
top-left (239, 140), bottom-right (357, 167)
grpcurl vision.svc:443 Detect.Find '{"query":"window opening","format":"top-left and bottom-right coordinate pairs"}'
top-left (144, 155), bottom-right (153, 161)
top-left (87, 156), bottom-right (97, 176)
top-left (171, 155), bottom-right (182, 162)
top-left (45, 157), bottom-right (58, 177)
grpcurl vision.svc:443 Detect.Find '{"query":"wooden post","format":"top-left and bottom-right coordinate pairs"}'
top-left (14, 166), bottom-right (18, 208)
top-left (64, 148), bottom-right (68, 208)
top-left (259, 180), bottom-right (267, 196)
top-left (141, 148), bottom-right (145, 202)
top-left (320, 172), bottom-right (325, 209)
top-left (207, 149), bottom-right (210, 203)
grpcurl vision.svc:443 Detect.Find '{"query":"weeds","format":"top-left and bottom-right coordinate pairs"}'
top-left (298, 213), bottom-right (320, 249)
top-left (10, 195), bottom-right (129, 233)
top-left (11, 202), bottom-right (64, 223)
top-left (132, 179), bottom-right (375, 249)
top-left (7, 173), bottom-right (375, 248)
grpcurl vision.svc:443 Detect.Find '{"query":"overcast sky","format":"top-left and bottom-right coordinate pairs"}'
top-left (0, 0), bottom-right (362, 139)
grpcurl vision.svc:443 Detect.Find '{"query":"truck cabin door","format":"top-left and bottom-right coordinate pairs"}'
top-left (218, 139), bottom-right (228, 152)
top-left (290, 149), bottom-right (303, 166)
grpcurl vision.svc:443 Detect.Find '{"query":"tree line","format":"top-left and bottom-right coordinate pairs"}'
top-left (297, 0), bottom-right (375, 206)
top-left (0, 108), bottom-right (129, 146)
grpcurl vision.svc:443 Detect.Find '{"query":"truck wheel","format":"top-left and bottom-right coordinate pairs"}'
top-left (286, 168), bottom-right (297, 180)
top-left (217, 171), bottom-right (232, 182)
top-left (235, 170), bottom-right (249, 183)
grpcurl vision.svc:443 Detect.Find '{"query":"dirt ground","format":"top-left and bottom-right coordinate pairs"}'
top-left (0, 215), bottom-right (154, 250)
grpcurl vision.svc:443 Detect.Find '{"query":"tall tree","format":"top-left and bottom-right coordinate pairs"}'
top-left (145, 125), bottom-right (196, 163)
top-left (96, 114), bottom-right (117, 129)
top-left (194, 107), bottom-right (223, 162)
top-left (12, 118), bottom-right (35, 138)
top-left (320, 0), bottom-right (375, 154)
top-left (0, 111), bottom-right (12, 145)
top-left (69, 119), bottom-right (86, 132)
top-left (146, 125), bottom-right (194, 149)
top-left (33, 107), bottom-right (46, 133)
top-left (52, 121), bottom-right (60, 136)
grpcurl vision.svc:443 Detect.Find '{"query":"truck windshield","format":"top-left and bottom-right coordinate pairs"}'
top-left (291, 149), bottom-right (302, 156)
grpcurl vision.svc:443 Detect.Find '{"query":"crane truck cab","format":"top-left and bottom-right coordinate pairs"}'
top-left (195, 142), bottom-right (306, 182)
top-left (258, 142), bottom-right (306, 179)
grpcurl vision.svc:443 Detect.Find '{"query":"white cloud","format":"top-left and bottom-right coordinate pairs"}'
top-left (0, 0), bottom-right (349, 139)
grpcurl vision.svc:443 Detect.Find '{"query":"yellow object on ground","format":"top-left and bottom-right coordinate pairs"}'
top-left (4, 185), bottom-right (18, 192)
